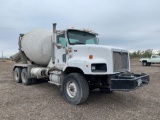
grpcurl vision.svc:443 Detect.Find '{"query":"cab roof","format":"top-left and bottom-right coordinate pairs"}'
top-left (56, 28), bottom-right (98, 35)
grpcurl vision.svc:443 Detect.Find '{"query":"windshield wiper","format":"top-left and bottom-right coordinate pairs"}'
top-left (70, 42), bottom-right (85, 45)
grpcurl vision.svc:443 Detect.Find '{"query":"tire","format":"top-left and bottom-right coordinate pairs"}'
top-left (99, 87), bottom-right (113, 93)
top-left (13, 67), bottom-right (22, 83)
top-left (62, 73), bottom-right (89, 105)
top-left (21, 68), bottom-right (32, 85)
top-left (142, 61), bottom-right (147, 66)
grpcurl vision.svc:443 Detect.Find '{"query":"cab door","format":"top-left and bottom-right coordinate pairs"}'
top-left (154, 55), bottom-right (160, 63)
top-left (151, 55), bottom-right (158, 63)
top-left (55, 34), bottom-right (67, 70)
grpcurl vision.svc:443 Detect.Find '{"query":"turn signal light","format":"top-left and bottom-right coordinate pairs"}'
top-left (68, 49), bottom-right (72, 52)
top-left (89, 55), bottom-right (93, 59)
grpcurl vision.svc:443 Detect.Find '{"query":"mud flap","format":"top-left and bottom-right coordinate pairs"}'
top-left (110, 72), bottom-right (150, 91)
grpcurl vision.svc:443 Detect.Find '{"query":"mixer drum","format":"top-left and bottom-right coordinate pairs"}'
top-left (21, 29), bottom-right (53, 66)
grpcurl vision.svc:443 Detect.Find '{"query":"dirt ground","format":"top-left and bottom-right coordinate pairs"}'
top-left (0, 60), bottom-right (160, 120)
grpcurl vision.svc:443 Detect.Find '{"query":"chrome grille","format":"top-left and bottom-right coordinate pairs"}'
top-left (113, 51), bottom-right (129, 72)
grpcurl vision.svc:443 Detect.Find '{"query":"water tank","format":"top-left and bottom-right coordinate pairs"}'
top-left (21, 29), bottom-right (53, 66)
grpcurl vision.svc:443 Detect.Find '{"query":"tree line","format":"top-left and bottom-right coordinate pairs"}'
top-left (130, 49), bottom-right (160, 59)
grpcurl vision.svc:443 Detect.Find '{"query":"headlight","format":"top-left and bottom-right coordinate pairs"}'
top-left (91, 64), bottom-right (107, 72)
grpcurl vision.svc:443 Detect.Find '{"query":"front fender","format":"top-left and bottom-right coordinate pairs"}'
top-left (63, 58), bottom-right (110, 75)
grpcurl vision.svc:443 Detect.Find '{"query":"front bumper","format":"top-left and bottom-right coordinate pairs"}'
top-left (110, 72), bottom-right (150, 91)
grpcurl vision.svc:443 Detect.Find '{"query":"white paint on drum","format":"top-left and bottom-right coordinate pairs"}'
top-left (21, 29), bottom-right (53, 66)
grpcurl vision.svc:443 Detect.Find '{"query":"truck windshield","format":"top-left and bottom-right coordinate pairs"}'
top-left (67, 30), bottom-right (98, 45)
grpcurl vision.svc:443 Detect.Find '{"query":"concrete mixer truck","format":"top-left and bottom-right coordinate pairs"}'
top-left (11, 23), bottom-right (149, 105)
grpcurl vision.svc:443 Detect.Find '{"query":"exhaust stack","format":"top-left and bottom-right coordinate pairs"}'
top-left (53, 23), bottom-right (57, 33)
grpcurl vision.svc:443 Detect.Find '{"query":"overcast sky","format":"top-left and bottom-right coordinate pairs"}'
top-left (0, 0), bottom-right (160, 57)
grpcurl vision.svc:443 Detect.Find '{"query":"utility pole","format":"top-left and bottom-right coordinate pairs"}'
top-left (2, 51), bottom-right (3, 61)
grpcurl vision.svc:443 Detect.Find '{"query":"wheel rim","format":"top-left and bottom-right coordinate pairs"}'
top-left (143, 62), bottom-right (146, 66)
top-left (66, 81), bottom-right (77, 98)
top-left (22, 72), bottom-right (26, 83)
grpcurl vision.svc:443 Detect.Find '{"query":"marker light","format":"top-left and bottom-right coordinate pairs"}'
top-left (89, 55), bottom-right (93, 59)
top-left (68, 49), bottom-right (72, 53)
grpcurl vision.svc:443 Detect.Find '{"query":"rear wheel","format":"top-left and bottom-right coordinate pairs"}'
top-left (62, 73), bottom-right (89, 105)
top-left (13, 67), bottom-right (22, 83)
top-left (21, 68), bottom-right (32, 85)
top-left (142, 61), bottom-right (147, 66)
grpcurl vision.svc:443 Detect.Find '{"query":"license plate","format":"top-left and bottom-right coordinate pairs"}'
top-left (137, 79), bottom-right (142, 86)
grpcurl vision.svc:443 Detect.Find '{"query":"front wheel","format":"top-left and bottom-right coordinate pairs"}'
top-left (62, 73), bottom-right (89, 105)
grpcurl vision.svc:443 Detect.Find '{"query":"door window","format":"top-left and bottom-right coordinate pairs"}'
top-left (57, 34), bottom-right (66, 47)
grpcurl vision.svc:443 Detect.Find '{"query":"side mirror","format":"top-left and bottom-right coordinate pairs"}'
top-left (97, 38), bottom-right (99, 44)
top-left (57, 44), bottom-right (62, 49)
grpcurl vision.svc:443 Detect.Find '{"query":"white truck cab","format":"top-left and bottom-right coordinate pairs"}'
top-left (53, 28), bottom-right (130, 75)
